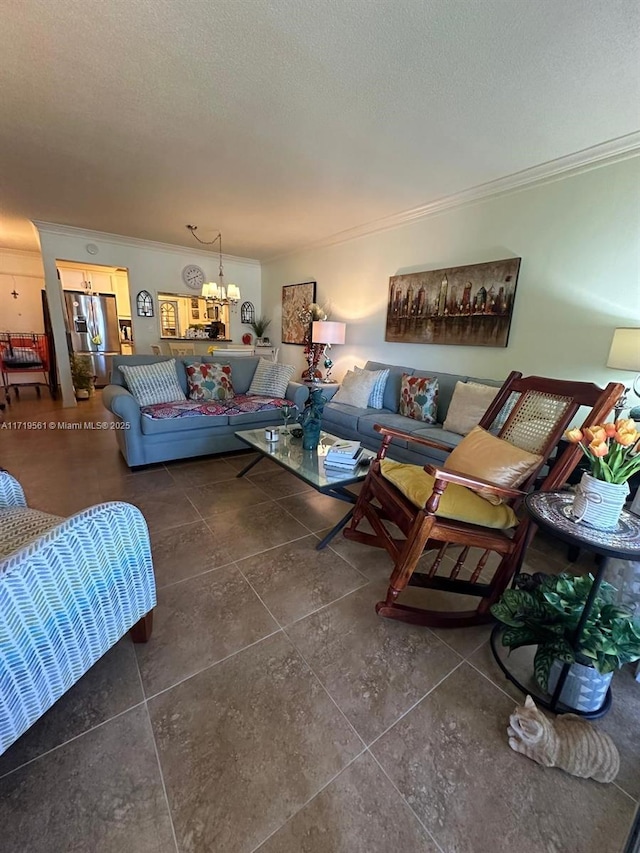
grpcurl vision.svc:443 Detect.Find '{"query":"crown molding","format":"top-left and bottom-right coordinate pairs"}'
top-left (265, 131), bottom-right (640, 263)
top-left (0, 247), bottom-right (42, 259)
top-left (31, 221), bottom-right (261, 267)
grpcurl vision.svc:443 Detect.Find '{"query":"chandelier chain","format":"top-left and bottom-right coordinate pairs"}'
top-left (186, 224), bottom-right (222, 248)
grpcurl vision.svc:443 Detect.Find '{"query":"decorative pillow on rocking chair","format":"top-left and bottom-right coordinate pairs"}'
top-left (380, 459), bottom-right (519, 530)
top-left (379, 426), bottom-right (542, 529)
top-left (444, 426), bottom-right (542, 504)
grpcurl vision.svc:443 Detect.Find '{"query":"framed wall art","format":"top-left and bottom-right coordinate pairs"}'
top-left (385, 258), bottom-right (521, 348)
top-left (281, 280), bottom-right (316, 345)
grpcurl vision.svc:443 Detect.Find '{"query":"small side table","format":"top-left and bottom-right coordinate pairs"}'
top-left (490, 491), bottom-right (640, 719)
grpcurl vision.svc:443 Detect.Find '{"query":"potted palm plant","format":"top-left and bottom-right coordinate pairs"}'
top-left (249, 315), bottom-right (271, 345)
top-left (70, 354), bottom-right (95, 400)
top-left (491, 572), bottom-right (640, 712)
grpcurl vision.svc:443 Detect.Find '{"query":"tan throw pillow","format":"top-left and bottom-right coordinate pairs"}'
top-left (332, 369), bottom-right (379, 408)
top-left (443, 381), bottom-right (500, 436)
top-left (444, 426), bottom-right (542, 505)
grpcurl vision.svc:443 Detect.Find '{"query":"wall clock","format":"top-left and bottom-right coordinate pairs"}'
top-left (182, 264), bottom-right (205, 291)
top-left (136, 290), bottom-right (154, 317)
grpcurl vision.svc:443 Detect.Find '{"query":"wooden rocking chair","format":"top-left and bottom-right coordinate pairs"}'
top-left (343, 372), bottom-right (623, 628)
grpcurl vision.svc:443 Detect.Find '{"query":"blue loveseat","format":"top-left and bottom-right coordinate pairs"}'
top-left (320, 360), bottom-right (504, 466)
top-left (102, 355), bottom-right (309, 467)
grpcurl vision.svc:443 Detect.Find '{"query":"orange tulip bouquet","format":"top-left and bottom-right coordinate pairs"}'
top-left (564, 420), bottom-right (640, 529)
top-left (565, 420), bottom-right (640, 484)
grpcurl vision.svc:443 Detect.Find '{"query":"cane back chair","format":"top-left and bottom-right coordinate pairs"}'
top-left (344, 372), bottom-right (623, 628)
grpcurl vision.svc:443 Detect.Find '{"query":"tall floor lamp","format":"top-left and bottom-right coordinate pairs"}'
top-left (606, 327), bottom-right (640, 420)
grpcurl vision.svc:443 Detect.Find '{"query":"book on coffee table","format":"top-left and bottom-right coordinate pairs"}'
top-left (324, 447), bottom-right (364, 473)
top-left (326, 440), bottom-right (362, 462)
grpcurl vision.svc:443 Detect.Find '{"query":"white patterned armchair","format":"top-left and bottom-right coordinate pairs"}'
top-left (0, 470), bottom-right (156, 755)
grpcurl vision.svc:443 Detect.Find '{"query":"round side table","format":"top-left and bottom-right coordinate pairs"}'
top-left (490, 491), bottom-right (640, 719)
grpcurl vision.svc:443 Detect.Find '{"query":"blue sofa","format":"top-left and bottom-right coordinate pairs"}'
top-left (320, 360), bottom-right (504, 466)
top-left (102, 355), bottom-right (309, 467)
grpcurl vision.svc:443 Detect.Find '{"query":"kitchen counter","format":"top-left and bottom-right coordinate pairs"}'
top-left (153, 340), bottom-right (257, 357)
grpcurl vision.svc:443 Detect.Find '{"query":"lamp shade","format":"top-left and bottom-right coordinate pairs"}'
top-left (606, 328), bottom-right (640, 370)
top-left (227, 284), bottom-right (241, 300)
top-left (202, 282), bottom-right (217, 298)
top-left (312, 321), bottom-right (346, 345)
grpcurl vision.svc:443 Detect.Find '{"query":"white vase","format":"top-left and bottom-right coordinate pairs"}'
top-left (571, 471), bottom-right (629, 530)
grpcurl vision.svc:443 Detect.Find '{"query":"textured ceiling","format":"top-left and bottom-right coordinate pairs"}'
top-left (1, 0), bottom-right (639, 258)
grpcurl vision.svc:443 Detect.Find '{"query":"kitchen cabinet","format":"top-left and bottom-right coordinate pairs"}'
top-left (59, 266), bottom-right (113, 294)
top-left (59, 267), bottom-right (91, 292)
top-left (112, 273), bottom-right (131, 319)
top-left (57, 265), bottom-right (131, 319)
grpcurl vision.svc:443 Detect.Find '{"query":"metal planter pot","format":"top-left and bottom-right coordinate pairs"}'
top-left (547, 658), bottom-right (613, 712)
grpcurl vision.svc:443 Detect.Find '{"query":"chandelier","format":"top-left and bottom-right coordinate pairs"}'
top-left (186, 225), bottom-right (241, 306)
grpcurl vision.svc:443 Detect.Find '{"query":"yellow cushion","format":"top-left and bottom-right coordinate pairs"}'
top-left (444, 426), bottom-right (542, 505)
top-left (380, 459), bottom-right (518, 530)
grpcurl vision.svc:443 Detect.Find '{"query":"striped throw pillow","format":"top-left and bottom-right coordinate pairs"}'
top-left (118, 359), bottom-right (186, 407)
top-left (247, 359), bottom-right (295, 398)
top-left (354, 366), bottom-right (390, 409)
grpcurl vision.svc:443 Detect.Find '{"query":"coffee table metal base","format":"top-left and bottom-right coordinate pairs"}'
top-left (235, 449), bottom-right (362, 550)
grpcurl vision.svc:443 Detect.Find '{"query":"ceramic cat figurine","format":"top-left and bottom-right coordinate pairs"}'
top-left (507, 695), bottom-right (619, 783)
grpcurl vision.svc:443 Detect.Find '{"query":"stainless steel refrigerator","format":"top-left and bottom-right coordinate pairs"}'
top-left (63, 291), bottom-right (120, 387)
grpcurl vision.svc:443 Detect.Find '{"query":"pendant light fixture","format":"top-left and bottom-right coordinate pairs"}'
top-left (186, 225), bottom-right (241, 306)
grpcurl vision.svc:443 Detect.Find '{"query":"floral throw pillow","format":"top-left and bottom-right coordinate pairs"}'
top-left (398, 373), bottom-right (438, 423)
top-left (185, 361), bottom-right (234, 401)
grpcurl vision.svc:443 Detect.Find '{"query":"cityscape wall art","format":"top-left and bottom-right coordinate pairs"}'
top-left (385, 257), bottom-right (521, 348)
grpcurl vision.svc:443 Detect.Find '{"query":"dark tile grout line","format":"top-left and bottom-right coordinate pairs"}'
top-left (429, 628), bottom-right (492, 661)
top-left (248, 633), bottom-right (464, 853)
top-left (364, 659), bottom-right (465, 752)
top-left (248, 748), bottom-right (369, 853)
top-left (132, 649), bottom-right (181, 853)
top-left (465, 653), bottom-right (529, 706)
top-left (0, 699), bottom-right (146, 783)
top-left (233, 562), bottom-right (368, 751)
top-left (141, 627), bottom-right (284, 703)
top-left (366, 749), bottom-right (447, 853)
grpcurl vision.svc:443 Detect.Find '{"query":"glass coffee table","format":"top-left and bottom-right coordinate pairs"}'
top-left (235, 427), bottom-right (375, 550)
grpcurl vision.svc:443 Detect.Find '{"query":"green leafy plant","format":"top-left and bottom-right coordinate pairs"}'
top-left (70, 354), bottom-right (95, 393)
top-left (249, 316), bottom-right (271, 338)
top-left (491, 572), bottom-right (640, 692)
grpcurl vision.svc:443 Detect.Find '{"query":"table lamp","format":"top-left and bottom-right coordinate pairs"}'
top-left (311, 321), bottom-right (346, 383)
top-left (606, 327), bottom-right (640, 420)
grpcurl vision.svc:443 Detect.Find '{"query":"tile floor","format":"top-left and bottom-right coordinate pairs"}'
top-left (1, 394), bottom-right (639, 852)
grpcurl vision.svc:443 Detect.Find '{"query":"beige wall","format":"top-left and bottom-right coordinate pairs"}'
top-left (0, 249), bottom-right (45, 332)
top-left (262, 156), bottom-right (640, 400)
top-left (34, 226), bottom-right (262, 405)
